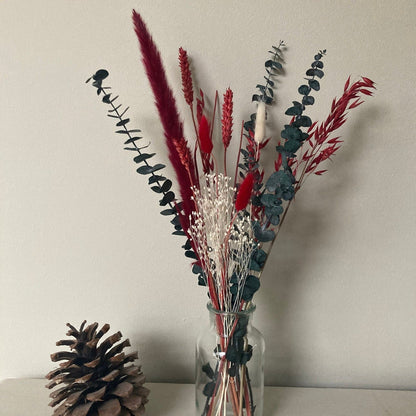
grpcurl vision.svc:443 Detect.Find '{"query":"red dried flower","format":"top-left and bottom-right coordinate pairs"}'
top-left (221, 88), bottom-right (233, 149)
top-left (178, 47), bottom-right (193, 107)
top-left (235, 173), bottom-right (254, 211)
top-left (172, 137), bottom-right (192, 171)
top-left (199, 115), bottom-right (213, 154)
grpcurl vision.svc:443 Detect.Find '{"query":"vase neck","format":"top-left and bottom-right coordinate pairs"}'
top-left (207, 303), bottom-right (254, 338)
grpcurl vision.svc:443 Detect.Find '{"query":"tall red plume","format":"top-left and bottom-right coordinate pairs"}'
top-left (132, 10), bottom-right (197, 229)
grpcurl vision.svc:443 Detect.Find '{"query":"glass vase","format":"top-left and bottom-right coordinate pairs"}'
top-left (195, 303), bottom-right (265, 416)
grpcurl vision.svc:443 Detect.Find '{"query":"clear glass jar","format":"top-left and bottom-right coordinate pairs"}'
top-left (195, 303), bottom-right (265, 416)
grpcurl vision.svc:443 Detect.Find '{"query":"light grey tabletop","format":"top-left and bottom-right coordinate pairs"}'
top-left (1, 378), bottom-right (416, 416)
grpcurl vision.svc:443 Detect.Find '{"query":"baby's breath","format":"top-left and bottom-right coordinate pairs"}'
top-left (189, 174), bottom-right (255, 311)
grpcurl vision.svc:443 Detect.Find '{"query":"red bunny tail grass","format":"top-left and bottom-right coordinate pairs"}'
top-left (221, 88), bottom-right (233, 149)
top-left (132, 10), bottom-right (197, 227)
top-left (235, 173), bottom-right (254, 211)
top-left (178, 47), bottom-right (194, 107)
top-left (199, 115), bottom-right (213, 154)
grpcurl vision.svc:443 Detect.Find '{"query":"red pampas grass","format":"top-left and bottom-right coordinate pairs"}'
top-left (235, 173), bottom-right (254, 211)
top-left (132, 10), bottom-right (197, 229)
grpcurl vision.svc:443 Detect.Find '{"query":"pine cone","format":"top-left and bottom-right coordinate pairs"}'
top-left (46, 321), bottom-right (149, 416)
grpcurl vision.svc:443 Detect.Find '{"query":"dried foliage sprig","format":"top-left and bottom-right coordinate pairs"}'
top-left (294, 76), bottom-right (376, 184)
top-left (258, 50), bottom-right (327, 239)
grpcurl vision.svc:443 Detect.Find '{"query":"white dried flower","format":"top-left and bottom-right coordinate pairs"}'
top-left (254, 101), bottom-right (266, 144)
top-left (189, 173), bottom-right (255, 311)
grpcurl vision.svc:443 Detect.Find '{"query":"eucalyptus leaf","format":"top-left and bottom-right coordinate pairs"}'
top-left (265, 171), bottom-right (293, 192)
top-left (285, 106), bottom-right (302, 116)
top-left (298, 85), bottom-right (311, 95)
top-left (185, 250), bottom-right (197, 259)
top-left (253, 222), bottom-right (275, 242)
top-left (116, 129), bottom-right (141, 134)
top-left (133, 153), bottom-right (155, 163)
top-left (116, 118), bottom-right (130, 127)
top-left (172, 230), bottom-right (186, 236)
top-left (281, 125), bottom-right (302, 141)
top-left (160, 180), bottom-right (172, 192)
top-left (150, 186), bottom-right (162, 193)
top-left (92, 69), bottom-right (109, 81)
top-left (124, 137), bottom-right (142, 145)
top-left (148, 175), bottom-right (166, 184)
top-left (160, 208), bottom-right (176, 216)
top-left (302, 95), bottom-right (315, 106)
top-left (136, 164), bottom-right (165, 175)
top-left (159, 191), bottom-right (175, 206)
top-left (308, 79), bottom-right (320, 91)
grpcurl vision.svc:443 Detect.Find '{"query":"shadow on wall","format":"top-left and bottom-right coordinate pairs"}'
top-left (259, 104), bottom-right (382, 387)
top-left (131, 331), bottom-right (192, 383)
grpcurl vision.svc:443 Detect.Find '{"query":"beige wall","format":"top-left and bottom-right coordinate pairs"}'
top-left (1, 0), bottom-right (415, 388)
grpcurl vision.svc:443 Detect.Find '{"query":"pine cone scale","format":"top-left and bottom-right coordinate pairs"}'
top-left (84, 357), bottom-right (101, 368)
top-left (70, 401), bottom-right (94, 416)
top-left (86, 386), bottom-right (106, 402)
top-left (97, 398), bottom-right (121, 416)
top-left (111, 381), bottom-right (133, 398)
top-left (100, 369), bottom-right (119, 382)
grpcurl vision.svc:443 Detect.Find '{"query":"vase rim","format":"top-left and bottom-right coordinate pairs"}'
top-left (206, 302), bottom-right (256, 315)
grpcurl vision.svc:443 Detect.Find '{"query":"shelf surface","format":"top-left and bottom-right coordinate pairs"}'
top-left (1, 378), bottom-right (416, 415)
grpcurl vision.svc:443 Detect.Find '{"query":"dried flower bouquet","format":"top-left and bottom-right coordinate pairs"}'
top-left (87, 9), bottom-right (375, 416)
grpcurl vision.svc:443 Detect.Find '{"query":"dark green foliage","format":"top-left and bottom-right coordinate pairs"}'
top-left (203, 381), bottom-right (216, 397)
top-left (148, 175), bottom-right (166, 184)
top-left (202, 363), bottom-right (215, 380)
top-left (257, 49), bottom-right (326, 231)
top-left (249, 248), bottom-right (267, 272)
top-left (253, 221), bottom-right (275, 242)
top-left (160, 208), bottom-right (176, 215)
top-left (159, 191), bottom-right (175, 206)
top-left (134, 153), bottom-right (156, 163)
top-left (136, 163), bottom-right (165, 175)
top-left (309, 79), bottom-right (320, 91)
top-left (87, 69), bottom-right (200, 271)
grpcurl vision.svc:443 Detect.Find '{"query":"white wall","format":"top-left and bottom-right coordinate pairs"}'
top-left (1, 0), bottom-right (415, 388)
